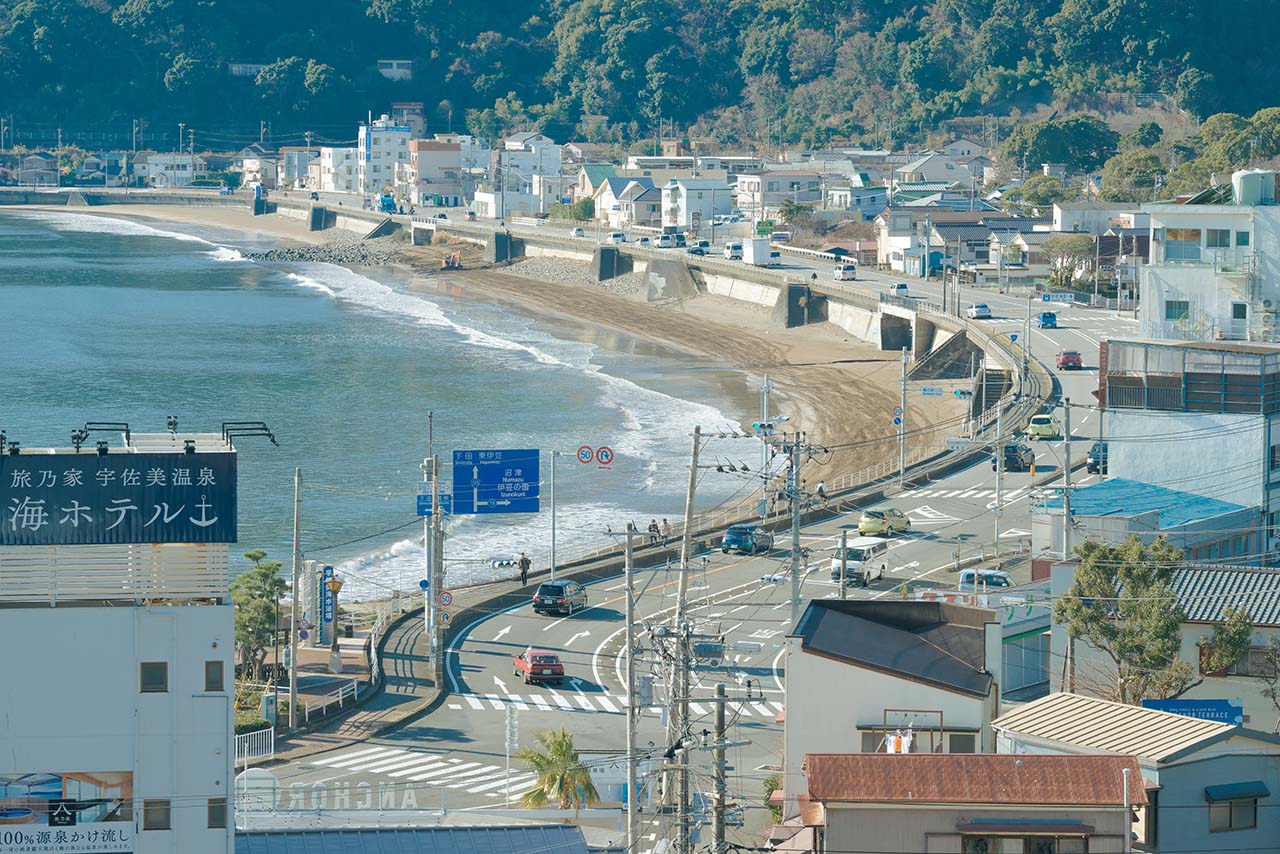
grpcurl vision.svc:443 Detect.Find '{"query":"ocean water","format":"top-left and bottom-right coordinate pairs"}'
top-left (0, 210), bottom-right (758, 598)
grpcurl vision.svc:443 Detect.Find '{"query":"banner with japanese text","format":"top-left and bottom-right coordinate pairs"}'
top-left (0, 771), bottom-right (132, 853)
top-left (1, 453), bottom-right (236, 545)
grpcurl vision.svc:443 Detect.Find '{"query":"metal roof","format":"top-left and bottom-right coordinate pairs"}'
top-left (235, 825), bottom-right (591, 854)
top-left (1173, 564), bottom-right (1280, 626)
top-left (992, 692), bottom-right (1235, 762)
top-left (1041, 478), bottom-right (1248, 529)
top-left (579, 163), bottom-right (617, 187)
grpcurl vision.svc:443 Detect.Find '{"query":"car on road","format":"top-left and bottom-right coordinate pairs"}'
top-left (465, 210), bottom-right (477, 221)
top-left (993, 442), bottom-right (1035, 471)
top-left (637, 236), bottom-right (651, 247)
top-left (309, 191), bottom-right (320, 201)
top-left (435, 212), bottom-right (448, 220)
top-left (513, 648), bottom-right (565, 685)
top-left (569, 227), bottom-right (586, 237)
top-left (1026, 414), bottom-right (1059, 439)
top-left (887, 282), bottom-right (909, 297)
top-left (723, 242), bottom-right (743, 260)
top-left (654, 234), bottom-right (675, 249)
top-left (966, 303), bottom-right (993, 319)
top-left (767, 250), bottom-right (782, 267)
top-left (606, 232), bottom-right (627, 244)
top-left (532, 580), bottom-right (588, 616)
top-left (1036, 311), bottom-right (1058, 329)
top-left (828, 536), bottom-right (891, 587)
top-left (686, 246), bottom-right (707, 256)
top-left (958, 568), bottom-right (1014, 592)
top-left (674, 234), bottom-right (687, 248)
top-left (692, 240), bottom-right (710, 250)
top-left (1086, 441), bottom-right (1108, 474)
top-left (857, 508), bottom-right (911, 536)
top-left (833, 263), bottom-right (858, 281)
top-left (1056, 350), bottom-right (1084, 370)
top-left (721, 524), bottom-right (773, 555)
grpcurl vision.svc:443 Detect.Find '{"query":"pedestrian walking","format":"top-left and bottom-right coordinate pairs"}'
top-left (661, 518), bottom-right (672, 546)
top-left (518, 551), bottom-right (530, 586)
top-left (816, 480), bottom-right (827, 505)
top-left (647, 518), bottom-right (660, 544)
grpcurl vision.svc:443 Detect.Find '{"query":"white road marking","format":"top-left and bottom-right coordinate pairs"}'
top-left (566, 630), bottom-right (592, 647)
top-left (492, 625), bottom-right (512, 642)
top-left (689, 702), bottom-right (709, 716)
top-left (596, 695), bottom-right (619, 713)
top-left (752, 702), bottom-right (773, 716)
top-left (548, 690), bottom-right (574, 711)
top-left (575, 695), bottom-right (594, 711)
top-left (407, 761), bottom-right (478, 782)
top-left (445, 765), bottom-right (506, 787)
top-left (358, 752), bottom-right (439, 774)
top-left (482, 694), bottom-right (505, 710)
top-left (311, 747), bottom-right (396, 768)
top-left (529, 694), bottom-right (552, 711)
top-left (464, 695), bottom-right (485, 710)
top-left (389, 760), bottom-right (453, 778)
top-left (448, 703), bottom-right (462, 710)
top-left (467, 772), bottom-right (537, 794)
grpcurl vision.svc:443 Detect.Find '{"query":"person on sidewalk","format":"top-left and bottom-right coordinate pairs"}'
top-left (518, 552), bottom-right (530, 586)
top-left (661, 518), bottom-right (672, 546)
top-left (816, 480), bottom-right (827, 506)
top-left (647, 519), bottom-right (660, 544)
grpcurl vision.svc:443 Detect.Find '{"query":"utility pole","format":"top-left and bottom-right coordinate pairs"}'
top-left (711, 682), bottom-right (727, 854)
top-left (550, 450), bottom-right (561, 580)
top-left (1062, 399), bottom-right (1072, 559)
top-left (431, 450), bottom-right (444, 679)
top-left (788, 433), bottom-right (804, 627)
top-left (898, 347), bottom-right (909, 486)
top-left (188, 129), bottom-right (195, 155)
top-left (177, 122), bottom-right (185, 155)
top-left (624, 529), bottom-right (639, 854)
top-left (670, 426), bottom-right (700, 854)
top-left (260, 120), bottom-right (267, 144)
top-left (993, 406), bottom-right (1003, 549)
top-left (838, 529), bottom-right (848, 600)
top-left (759, 376), bottom-right (771, 519)
top-left (288, 467), bottom-right (302, 729)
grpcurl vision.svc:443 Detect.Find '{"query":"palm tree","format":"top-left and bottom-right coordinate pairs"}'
top-left (516, 726), bottom-right (599, 819)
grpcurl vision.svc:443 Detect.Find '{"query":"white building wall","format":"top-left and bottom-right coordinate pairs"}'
top-left (357, 120), bottom-right (412, 195)
top-left (0, 605), bottom-right (234, 854)
top-left (320, 148), bottom-right (356, 193)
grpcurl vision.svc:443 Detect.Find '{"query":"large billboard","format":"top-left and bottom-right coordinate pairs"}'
top-left (0, 772), bottom-right (132, 853)
top-left (1, 453), bottom-right (236, 546)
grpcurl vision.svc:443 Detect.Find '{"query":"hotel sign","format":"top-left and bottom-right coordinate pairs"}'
top-left (1, 453), bottom-right (236, 546)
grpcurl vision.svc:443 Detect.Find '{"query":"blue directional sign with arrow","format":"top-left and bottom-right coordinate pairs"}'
top-left (451, 448), bottom-right (541, 515)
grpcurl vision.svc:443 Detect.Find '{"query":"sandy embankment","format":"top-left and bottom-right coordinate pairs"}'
top-left (46, 203), bottom-right (965, 482)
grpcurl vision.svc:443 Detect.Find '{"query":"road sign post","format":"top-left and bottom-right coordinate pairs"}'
top-left (451, 449), bottom-right (541, 515)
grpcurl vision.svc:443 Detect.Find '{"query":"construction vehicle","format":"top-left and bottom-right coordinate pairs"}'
top-left (441, 250), bottom-right (463, 270)
top-left (377, 193), bottom-right (397, 214)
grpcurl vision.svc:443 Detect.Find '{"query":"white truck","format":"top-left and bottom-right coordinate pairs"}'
top-left (742, 237), bottom-right (773, 266)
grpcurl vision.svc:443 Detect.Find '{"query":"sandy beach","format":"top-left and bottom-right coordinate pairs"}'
top-left (20, 202), bottom-right (966, 482)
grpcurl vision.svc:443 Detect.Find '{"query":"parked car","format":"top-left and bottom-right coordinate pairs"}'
top-left (218, 186), bottom-right (234, 196)
top-left (833, 263), bottom-right (858, 281)
top-left (828, 536), bottom-right (891, 587)
top-left (1026, 414), bottom-right (1059, 439)
top-left (532, 580), bottom-right (588, 615)
top-left (692, 240), bottom-right (710, 249)
top-left (653, 234), bottom-right (675, 249)
top-left (993, 443), bottom-right (1035, 472)
top-left (958, 569), bottom-right (1014, 592)
top-left (637, 236), bottom-right (651, 247)
top-left (966, 303), bottom-right (993, 319)
top-left (606, 232), bottom-right (627, 244)
top-left (723, 242), bottom-right (743, 260)
top-left (1086, 441), bottom-right (1108, 474)
top-left (1056, 350), bottom-right (1083, 370)
top-left (887, 282), bottom-right (909, 297)
top-left (857, 508), bottom-right (911, 536)
top-left (513, 648), bottom-right (565, 685)
top-left (721, 524), bottom-right (773, 555)
top-left (569, 227), bottom-right (586, 237)
top-left (1036, 311), bottom-right (1058, 329)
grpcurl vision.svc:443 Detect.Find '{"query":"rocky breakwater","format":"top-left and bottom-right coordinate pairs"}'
top-left (246, 233), bottom-right (402, 265)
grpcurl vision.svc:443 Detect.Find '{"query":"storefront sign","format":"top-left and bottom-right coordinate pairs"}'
top-left (0, 771), bottom-right (132, 853)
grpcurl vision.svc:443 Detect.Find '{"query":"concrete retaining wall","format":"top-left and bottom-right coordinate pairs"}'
top-left (525, 243), bottom-right (596, 263)
top-left (702, 273), bottom-right (780, 308)
top-left (827, 300), bottom-right (880, 346)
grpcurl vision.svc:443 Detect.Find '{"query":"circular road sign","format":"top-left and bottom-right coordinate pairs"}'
top-left (299, 630), bottom-right (309, 640)
top-left (892, 416), bottom-right (903, 426)
top-left (596, 446), bottom-right (615, 466)
top-left (439, 591), bottom-right (454, 607)
top-left (419, 579), bottom-right (429, 591)
top-left (440, 611), bottom-right (452, 625)
top-left (893, 406), bottom-right (904, 416)
top-left (577, 445), bottom-right (595, 464)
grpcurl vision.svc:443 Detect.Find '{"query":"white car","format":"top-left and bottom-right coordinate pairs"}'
top-left (653, 235), bottom-right (675, 249)
top-left (887, 282), bottom-right (909, 297)
top-left (606, 232), bottom-right (627, 244)
top-left (833, 263), bottom-right (858, 281)
top-left (723, 242), bottom-right (743, 260)
top-left (637, 236), bottom-right (651, 247)
top-left (569, 227), bottom-right (586, 237)
top-left (966, 303), bottom-right (993, 319)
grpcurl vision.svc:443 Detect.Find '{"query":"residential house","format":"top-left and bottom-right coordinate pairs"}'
top-left (1054, 201), bottom-right (1148, 236)
top-left (930, 222), bottom-right (996, 267)
top-left (824, 182), bottom-right (888, 220)
top-left (660, 178), bottom-right (733, 231)
top-left (376, 59), bottom-right (413, 81)
top-left (575, 163), bottom-right (617, 202)
top-left (278, 147), bottom-right (319, 189)
top-left (781, 599), bottom-right (1001, 811)
top-left (894, 152), bottom-right (966, 185)
top-left (900, 191), bottom-right (997, 211)
top-left (231, 143), bottom-right (277, 173)
top-left (1096, 337), bottom-right (1280, 540)
top-left (433, 132), bottom-right (490, 197)
top-left (986, 228), bottom-right (1052, 281)
top-left (800, 752), bottom-right (1145, 854)
top-left (390, 101), bottom-right (426, 137)
top-left (625, 155), bottom-right (764, 175)
top-left (358, 114), bottom-right (412, 195)
top-left (874, 208), bottom-right (1028, 274)
top-left (660, 137), bottom-right (719, 158)
top-left (240, 155), bottom-right (278, 188)
top-left (562, 141), bottom-right (608, 164)
top-left (319, 147), bottom-right (357, 193)
top-left (1097, 232), bottom-right (1152, 289)
top-left (891, 180), bottom-right (961, 204)
top-left (994, 693), bottom-right (1280, 854)
top-left (402, 139), bottom-right (463, 206)
top-left (495, 132), bottom-right (563, 211)
top-left (16, 152), bottom-right (57, 187)
top-left (735, 170), bottom-right (822, 219)
top-left (1137, 171), bottom-right (1278, 342)
top-left (944, 137), bottom-right (987, 158)
top-left (593, 177), bottom-right (659, 229)
top-left (141, 152), bottom-right (206, 188)
top-left (74, 151), bottom-right (128, 186)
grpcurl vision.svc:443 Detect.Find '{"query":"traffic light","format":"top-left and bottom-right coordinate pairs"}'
top-left (752, 421), bottom-right (776, 435)
top-left (954, 389), bottom-right (974, 399)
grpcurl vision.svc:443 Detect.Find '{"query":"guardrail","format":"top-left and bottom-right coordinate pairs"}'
top-left (302, 678), bottom-right (363, 723)
top-left (774, 244), bottom-right (841, 262)
top-left (234, 726), bottom-right (275, 769)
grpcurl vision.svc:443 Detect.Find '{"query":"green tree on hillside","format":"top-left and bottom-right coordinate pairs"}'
top-left (1100, 150), bottom-right (1168, 201)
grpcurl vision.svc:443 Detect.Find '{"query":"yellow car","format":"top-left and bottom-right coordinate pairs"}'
top-left (857, 508), bottom-right (911, 536)
top-left (1025, 414), bottom-right (1059, 439)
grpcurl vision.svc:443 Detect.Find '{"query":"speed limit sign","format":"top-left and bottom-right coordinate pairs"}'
top-left (577, 445), bottom-right (594, 464)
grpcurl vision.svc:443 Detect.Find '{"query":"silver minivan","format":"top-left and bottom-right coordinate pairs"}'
top-left (828, 536), bottom-right (891, 587)
top-left (723, 242), bottom-right (743, 260)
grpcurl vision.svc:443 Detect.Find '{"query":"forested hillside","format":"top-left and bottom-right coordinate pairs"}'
top-left (2, 0), bottom-right (1277, 146)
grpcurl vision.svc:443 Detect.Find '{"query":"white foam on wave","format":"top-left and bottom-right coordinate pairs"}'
top-left (207, 246), bottom-right (245, 263)
top-left (13, 210), bottom-right (215, 245)
top-left (284, 271), bottom-right (335, 296)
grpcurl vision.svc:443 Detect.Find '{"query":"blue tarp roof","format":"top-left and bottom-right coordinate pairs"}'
top-left (236, 825), bottom-right (591, 854)
top-left (1043, 478), bottom-right (1248, 529)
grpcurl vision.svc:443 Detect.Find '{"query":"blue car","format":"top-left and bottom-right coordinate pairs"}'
top-left (1036, 311), bottom-right (1058, 329)
top-left (721, 524), bottom-right (774, 555)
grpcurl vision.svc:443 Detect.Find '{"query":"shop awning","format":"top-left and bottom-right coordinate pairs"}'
top-left (1205, 781), bottom-right (1270, 802)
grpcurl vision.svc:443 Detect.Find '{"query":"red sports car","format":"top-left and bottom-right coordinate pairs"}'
top-left (1056, 350), bottom-right (1083, 370)
top-left (513, 648), bottom-right (565, 685)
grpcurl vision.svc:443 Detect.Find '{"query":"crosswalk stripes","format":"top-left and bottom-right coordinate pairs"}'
top-left (464, 695), bottom-right (485, 710)
top-left (548, 689), bottom-right (574, 711)
top-left (305, 746), bottom-right (542, 799)
top-left (528, 694), bottom-right (552, 711)
top-left (448, 692), bottom-right (787, 717)
top-left (902, 488), bottom-right (1001, 499)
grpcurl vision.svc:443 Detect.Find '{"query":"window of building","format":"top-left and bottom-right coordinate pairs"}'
top-left (140, 662), bottom-right (168, 693)
top-left (1165, 227), bottom-right (1202, 261)
top-left (1233, 303), bottom-right (1248, 321)
top-left (1210, 798), bottom-right (1257, 831)
top-left (205, 660), bottom-right (224, 692)
top-left (1206, 228), bottom-right (1231, 248)
top-left (1165, 300), bottom-right (1190, 320)
top-left (143, 799), bottom-right (171, 830)
top-left (1271, 445), bottom-right (1280, 471)
top-left (1237, 231), bottom-right (1251, 247)
top-left (949, 733), bottom-right (976, 753)
top-left (1224, 647), bottom-right (1278, 678)
top-left (207, 797), bottom-right (227, 829)
top-left (963, 839), bottom-right (1085, 854)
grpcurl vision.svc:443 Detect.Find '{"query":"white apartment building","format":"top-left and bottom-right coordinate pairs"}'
top-left (1139, 170), bottom-right (1279, 342)
top-left (401, 139), bottom-right (463, 206)
top-left (278, 147), bottom-right (319, 189)
top-left (357, 115), bottom-right (412, 195)
top-left (319, 147), bottom-right (356, 193)
top-left (0, 433), bottom-right (238, 854)
top-left (734, 171), bottom-right (822, 218)
top-left (659, 178), bottom-right (733, 230)
top-left (495, 133), bottom-right (562, 211)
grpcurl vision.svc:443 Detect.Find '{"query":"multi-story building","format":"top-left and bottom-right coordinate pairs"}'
top-left (389, 102), bottom-right (426, 137)
top-left (277, 147), bottom-right (319, 189)
top-left (493, 133), bottom-right (562, 211)
top-left (1139, 170), bottom-right (1279, 341)
top-left (399, 139), bottom-right (462, 207)
top-left (0, 431), bottom-right (238, 854)
top-left (319, 147), bottom-right (357, 193)
top-left (659, 178), bottom-right (733, 231)
top-left (357, 115), bottom-right (412, 195)
top-left (735, 171), bottom-right (822, 218)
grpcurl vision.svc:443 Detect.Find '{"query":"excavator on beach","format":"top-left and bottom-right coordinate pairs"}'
top-left (441, 250), bottom-right (462, 270)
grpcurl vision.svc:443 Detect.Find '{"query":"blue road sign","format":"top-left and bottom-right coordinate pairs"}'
top-left (1042, 292), bottom-right (1075, 303)
top-left (416, 491), bottom-right (451, 516)
top-left (1009, 333), bottom-right (1018, 343)
top-left (451, 449), bottom-right (541, 515)
top-left (921, 387), bottom-right (944, 396)
top-left (419, 579), bottom-right (430, 591)
top-left (891, 416), bottom-right (903, 426)
top-left (322, 565), bottom-right (334, 624)
top-left (1143, 698), bottom-right (1243, 725)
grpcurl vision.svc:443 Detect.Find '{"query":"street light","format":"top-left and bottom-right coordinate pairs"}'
top-left (326, 576), bottom-right (345, 674)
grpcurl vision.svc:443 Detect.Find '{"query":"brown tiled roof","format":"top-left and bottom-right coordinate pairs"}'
top-left (805, 753), bottom-right (1146, 806)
